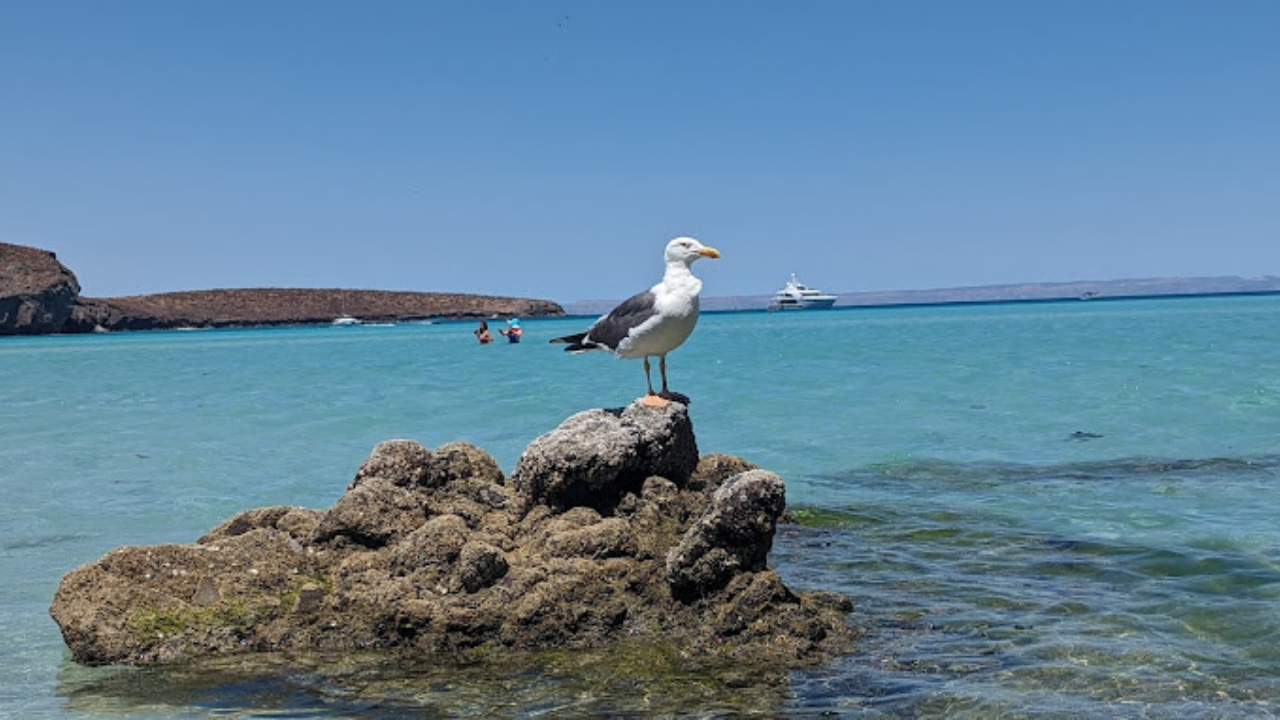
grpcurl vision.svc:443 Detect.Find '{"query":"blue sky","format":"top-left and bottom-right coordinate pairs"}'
top-left (3, 1), bottom-right (1277, 303)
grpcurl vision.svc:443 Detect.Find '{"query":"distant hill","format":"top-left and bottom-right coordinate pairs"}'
top-left (70, 288), bottom-right (565, 332)
top-left (1, 241), bottom-right (565, 335)
top-left (565, 276), bottom-right (1280, 316)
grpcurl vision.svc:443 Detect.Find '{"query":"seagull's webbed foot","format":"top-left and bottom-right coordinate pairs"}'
top-left (638, 390), bottom-right (690, 407)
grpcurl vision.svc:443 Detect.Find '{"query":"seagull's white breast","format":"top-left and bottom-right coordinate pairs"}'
top-left (614, 272), bottom-right (702, 359)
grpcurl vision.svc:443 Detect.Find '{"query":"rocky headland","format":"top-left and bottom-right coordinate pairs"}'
top-left (0, 242), bottom-right (82, 335)
top-left (50, 402), bottom-right (855, 671)
top-left (0, 241), bottom-right (564, 335)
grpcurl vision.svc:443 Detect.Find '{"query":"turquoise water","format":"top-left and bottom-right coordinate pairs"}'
top-left (4, 295), bottom-right (1280, 716)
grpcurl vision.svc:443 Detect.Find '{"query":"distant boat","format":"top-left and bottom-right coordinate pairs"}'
top-left (333, 295), bottom-right (361, 325)
top-left (767, 273), bottom-right (838, 311)
top-left (1079, 291), bottom-right (1101, 301)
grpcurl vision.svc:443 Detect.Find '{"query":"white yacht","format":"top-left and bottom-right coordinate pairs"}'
top-left (767, 273), bottom-right (838, 311)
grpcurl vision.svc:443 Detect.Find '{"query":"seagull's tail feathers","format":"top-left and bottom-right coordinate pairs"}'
top-left (549, 331), bottom-right (592, 353)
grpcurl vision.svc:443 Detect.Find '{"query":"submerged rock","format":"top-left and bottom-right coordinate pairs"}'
top-left (50, 402), bottom-right (854, 669)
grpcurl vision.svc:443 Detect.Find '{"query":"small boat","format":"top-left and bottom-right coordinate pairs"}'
top-left (767, 273), bottom-right (838, 311)
top-left (333, 295), bottom-right (362, 325)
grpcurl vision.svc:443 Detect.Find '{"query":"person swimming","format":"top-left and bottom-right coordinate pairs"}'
top-left (500, 318), bottom-right (522, 343)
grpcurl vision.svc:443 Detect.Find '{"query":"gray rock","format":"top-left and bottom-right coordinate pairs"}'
top-left (510, 402), bottom-right (698, 511)
top-left (665, 470), bottom-right (787, 599)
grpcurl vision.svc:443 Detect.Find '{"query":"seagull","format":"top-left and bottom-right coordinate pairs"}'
top-left (551, 237), bottom-right (721, 407)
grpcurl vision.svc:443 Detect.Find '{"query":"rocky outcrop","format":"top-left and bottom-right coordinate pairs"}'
top-left (50, 403), bottom-right (854, 669)
top-left (0, 242), bottom-right (81, 335)
top-left (1, 241), bottom-right (564, 334)
top-left (64, 289), bottom-right (564, 332)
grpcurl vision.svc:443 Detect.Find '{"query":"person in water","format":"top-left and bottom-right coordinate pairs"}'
top-left (474, 320), bottom-right (493, 344)
top-left (500, 318), bottom-right (523, 343)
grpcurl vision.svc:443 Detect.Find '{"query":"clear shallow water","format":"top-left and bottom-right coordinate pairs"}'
top-left (4, 295), bottom-right (1280, 717)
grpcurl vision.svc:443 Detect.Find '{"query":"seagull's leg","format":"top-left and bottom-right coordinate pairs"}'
top-left (640, 356), bottom-right (670, 407)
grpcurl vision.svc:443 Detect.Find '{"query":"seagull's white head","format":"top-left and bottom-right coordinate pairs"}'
top-left (665, 236), bottom-right (721, 266)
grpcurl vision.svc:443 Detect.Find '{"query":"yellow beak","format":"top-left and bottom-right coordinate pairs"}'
top-left (699, 246), bottom-right (721, 259)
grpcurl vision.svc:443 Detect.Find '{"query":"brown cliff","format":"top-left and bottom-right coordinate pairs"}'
top-left (68, 288), bottom-right (563, 332)
top-left (0, 242), bottom-right (82, 335)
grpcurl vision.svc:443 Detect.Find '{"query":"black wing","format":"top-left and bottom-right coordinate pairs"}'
top-left (583, 290), bottom-right (658, 349)
top-left (549, 290), bottom-right (657, 352)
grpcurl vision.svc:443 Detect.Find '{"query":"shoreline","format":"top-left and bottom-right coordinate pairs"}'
top-left (6, 240), bottom-right (1278, 335)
